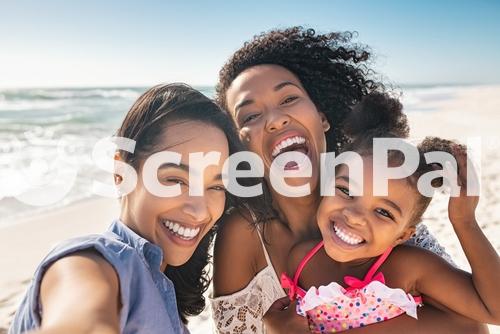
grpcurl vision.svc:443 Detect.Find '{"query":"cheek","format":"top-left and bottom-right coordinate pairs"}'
top-left (207, 193), bottom-right (226, 223)
top-left (242, 128), bottom-right (263, 153)
top-left (319, 196), bottom-right (342, 213)
top-left (317, 198), bottom-right (336, 226)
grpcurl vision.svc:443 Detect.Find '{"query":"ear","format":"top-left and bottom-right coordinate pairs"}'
top-left (393, 225), bottom-right (416, 246)
top-left (239, 128), bottom-right (251, 144)
top-left (319, 112), bottom-right (330, 132)
top-left (114, 152), bottom-right (123, 185)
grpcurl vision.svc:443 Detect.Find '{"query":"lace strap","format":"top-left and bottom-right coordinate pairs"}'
top-left (255, 225), bottom-right (274, 269)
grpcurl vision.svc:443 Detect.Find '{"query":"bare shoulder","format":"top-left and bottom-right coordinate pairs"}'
top-left (213, 209), bottom-right (266, 296)
top-left (389, 244), bottom-right (453, 266)
top-left (288, 239), bottom-right (320, 276)
top-left (42, 249), bottom-right (119, 290)
top-left (382, 245), bottom-right (459, 290)
top-left (39, 249), bottom-right (120, 331)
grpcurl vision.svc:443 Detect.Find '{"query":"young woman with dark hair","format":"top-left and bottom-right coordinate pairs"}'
top-left (9, 83), bottom-right (264, 334)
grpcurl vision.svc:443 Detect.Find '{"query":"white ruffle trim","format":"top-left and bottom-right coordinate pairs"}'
top-left (299, 280), bottom-right (420, 319)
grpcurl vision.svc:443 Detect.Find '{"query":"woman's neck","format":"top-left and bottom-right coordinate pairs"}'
top-left (271, 188), bottom-right (322, 240)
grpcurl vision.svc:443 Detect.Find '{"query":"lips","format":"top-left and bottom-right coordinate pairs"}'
top-left (271, 135), bottom-right (307, 158)
top-left (333, 223), bottom-right (364, 245)
top-left (160, 218), bottom-right (201, 241)
top-left (329, 219), bottom-right (366, 249)
top-left (268, 132), bottom-right (311, 170)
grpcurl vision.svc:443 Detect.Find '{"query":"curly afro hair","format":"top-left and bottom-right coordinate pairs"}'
top-left (216, 26), bottom-right (384, 154)
top-left (344, 92), bottom-right (409, 140)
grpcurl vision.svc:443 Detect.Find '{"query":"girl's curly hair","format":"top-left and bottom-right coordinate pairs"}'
top-left (216, 26), bottom-right (384, 154)
top-left (343, 92), bottom-right (465, 226)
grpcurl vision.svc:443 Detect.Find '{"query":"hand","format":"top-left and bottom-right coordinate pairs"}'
top-left (263, 297), bottom-right (310, 334)
top-left (446, 146), bottom-right (479, 227)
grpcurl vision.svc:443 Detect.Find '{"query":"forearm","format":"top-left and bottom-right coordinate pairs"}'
top-left (454, 221), bottom-right (500, 323)
top-left (32, 323), bottom-right (119, 334)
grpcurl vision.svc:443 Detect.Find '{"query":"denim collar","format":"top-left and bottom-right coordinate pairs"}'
top-left (109, 219), bottom-right (164, 272)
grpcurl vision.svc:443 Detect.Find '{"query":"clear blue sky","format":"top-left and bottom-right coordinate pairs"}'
top-left (1, 0), bottom-right (499, 88)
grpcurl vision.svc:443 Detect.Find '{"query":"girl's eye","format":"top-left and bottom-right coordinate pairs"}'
top-left (242, 113), bottom-right (260, 124)
top-left (375, 208), bottom-right (395, 221)
top-left (281, 96), bottom-right (298, 105)
top-left (336, 186), bottom-right (352, 198)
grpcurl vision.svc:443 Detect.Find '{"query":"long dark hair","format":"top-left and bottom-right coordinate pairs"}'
top-left (116, 83), bottom-right (270, 323)
top-left (216, 26), bottom-right (384, 154)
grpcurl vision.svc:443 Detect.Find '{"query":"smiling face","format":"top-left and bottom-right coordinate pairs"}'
top-left (225, 64), bottom-right (330, 191)
top-left (120, 120), bottom-right (229, 269)
top-left (317, 156), bottom-right (418, 263)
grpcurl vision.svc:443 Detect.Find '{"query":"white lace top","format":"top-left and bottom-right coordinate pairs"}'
top-left (209, 223), bottom-right (453, 334)
top-left (210, 226), bottom-right (286, 334)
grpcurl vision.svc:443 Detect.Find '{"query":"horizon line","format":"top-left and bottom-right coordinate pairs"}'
top-left (1, 82), bottom-right (499, 91)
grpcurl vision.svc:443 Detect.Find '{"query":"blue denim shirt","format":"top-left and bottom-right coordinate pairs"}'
top-left (9, 220), bottom-right (187, 334)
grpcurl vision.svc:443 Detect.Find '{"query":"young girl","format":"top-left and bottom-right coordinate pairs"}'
top-left (281, 93), bottom-right (500, 333)
top-left (9, 83), bottom-right (256, 334)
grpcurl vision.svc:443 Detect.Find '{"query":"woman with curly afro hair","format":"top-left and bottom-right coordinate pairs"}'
top-left (210, 27), bottom-right (485, 334)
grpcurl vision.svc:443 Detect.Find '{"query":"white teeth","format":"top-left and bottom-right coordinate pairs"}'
top-left (162, 220), bottom-right (201, 240)
top-left (333, 224), bottom-right (364, 245)
top-left (271, 136), bottom-right (307, 158)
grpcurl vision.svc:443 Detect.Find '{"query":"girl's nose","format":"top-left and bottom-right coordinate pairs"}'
top-left (343, 206), bottom-right (368, 227)
top-left (265, 111), bottom-right (290, 132)
top-left (182, 196), bottom-right (211, 224)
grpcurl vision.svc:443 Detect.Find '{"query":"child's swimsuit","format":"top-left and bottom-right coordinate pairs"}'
top-left (281, 241), bottom-right (423, 333)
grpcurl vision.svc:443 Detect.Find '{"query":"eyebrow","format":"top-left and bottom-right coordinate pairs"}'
top-left (234, 81), bottom-right (302, 116)
top-left (158, 163), bottom-right (223, 181)
top-left (336, 175), bottom-right (360, 189)
top-left (273, 81), bottom-right (301, 92)
top-left (159, 162), bottom-right (189, 172)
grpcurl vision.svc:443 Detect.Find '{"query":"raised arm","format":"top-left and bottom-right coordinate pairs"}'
top-left (413, 151), bottom-right (500, 324)
top-left (34, 250), bottom-right (120, 334)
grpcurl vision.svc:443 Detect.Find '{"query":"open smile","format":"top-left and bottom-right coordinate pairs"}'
top-left (269, 133), bottom-right (311, 170)
top-left (159, 218), bottom-right (204, 246)
top-left (329, 220), bottom-right (366, 249)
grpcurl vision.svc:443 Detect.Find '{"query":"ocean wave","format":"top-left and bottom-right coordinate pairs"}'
top-left (0, 99), bottom-right (69, 111)
top-left (0, 88), bottom-right (142, 102)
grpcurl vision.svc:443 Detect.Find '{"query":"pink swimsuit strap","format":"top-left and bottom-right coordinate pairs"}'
top-left (282, 241), bottom-right (405, 300)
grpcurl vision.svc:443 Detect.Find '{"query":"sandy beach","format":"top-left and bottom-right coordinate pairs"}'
top-left (1, 85), bottom-right (499, 333)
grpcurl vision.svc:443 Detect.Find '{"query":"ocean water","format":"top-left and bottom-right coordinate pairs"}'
top-left (0, 86), bottom-right (214, 225)
top-left (0, 84), bottom-right (484, 226)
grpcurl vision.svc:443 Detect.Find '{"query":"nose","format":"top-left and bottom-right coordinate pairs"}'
top-left (265, 110), bottom-right (290, 132)
top-left (182, 195), bottom-right (211, 224)
top-left (342, 206), bottom-right (368, 227)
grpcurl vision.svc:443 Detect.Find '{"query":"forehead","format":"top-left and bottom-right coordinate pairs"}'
top-left (337, 156), bottom-right (417, 213)
top-left (226, 65), bottom-right (303, 110)
top-left (157, 120), bottom-right (229, 160)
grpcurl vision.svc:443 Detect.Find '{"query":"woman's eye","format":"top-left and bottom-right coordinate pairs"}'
top-left (375, 208), bottom-right (395, 221)
top-left (281, 96), bottom-right (298, 105)
top-left (242, 113), bottom-right (260, 124)
top-left (336, 186), bottom-right (352, 198)
top-left (209, 185), bottom-right (226, 192)
top-left (163, 178), bottom-right (186, 186)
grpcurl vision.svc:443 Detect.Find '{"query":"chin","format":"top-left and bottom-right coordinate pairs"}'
top-left (166, 253), bottom-right (194, 267)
